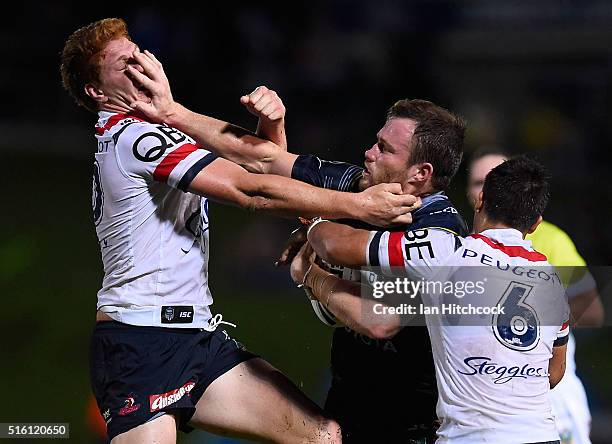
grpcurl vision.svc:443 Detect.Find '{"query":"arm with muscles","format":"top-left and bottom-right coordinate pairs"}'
top-left (305, 218), bottom-right (451, 277)
top-left (130, 50), bottom-right (371, 194)
top-left (128, 50), bottom-right (296, 176)
top-left (297, 223), bottom-right (456, 337)
top-left (306, 219), bottom-right (370, 268)
top-left (275, 216), bottom-right (366, 270)
top-left (240, 87), bottom-right (366, 195)
top-left (241, 85), bottom-right (287, 151)
top-left (187, 157), bottom-right (416, 225)
top-left (290, 243), bottom-right (401, 339)
top-left (126, 51), bottom-right (418, 225)
top-left (275, 153), bottom-right (412, 266)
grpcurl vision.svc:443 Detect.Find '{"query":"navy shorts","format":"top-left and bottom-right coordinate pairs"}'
top-left (325, 382), bottom-right (438, 443)
top-left (90, 321), bottom-right (257, 441)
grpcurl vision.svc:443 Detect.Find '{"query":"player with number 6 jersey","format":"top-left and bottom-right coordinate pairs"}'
top-left (296, 156), bottom-right (569, 444)
top-left (467, 148), bottom-right (604, 444)
top-left (368, 226), bottom-right (569, 443)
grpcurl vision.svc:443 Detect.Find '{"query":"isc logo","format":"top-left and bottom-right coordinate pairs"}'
top-left (161, 306), bottom-right (194, 324)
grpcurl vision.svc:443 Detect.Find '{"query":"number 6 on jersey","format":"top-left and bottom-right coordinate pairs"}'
top-left (493, 281), bottom-right (540, 351)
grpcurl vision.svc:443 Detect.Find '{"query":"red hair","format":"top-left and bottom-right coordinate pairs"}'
top-left (60, 18), bottom-right (131, 113)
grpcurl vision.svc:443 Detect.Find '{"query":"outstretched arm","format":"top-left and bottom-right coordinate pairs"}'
top-left (187, 157), bottom-right (417, 226)
top-left (127, 50), bottom-right (296, 176)
top-left (307, 221), bottom-right (456, 278)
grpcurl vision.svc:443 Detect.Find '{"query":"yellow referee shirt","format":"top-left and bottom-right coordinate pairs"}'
top-left (526, 220), bottom-right (585, 267)
top-left (527, 220), bottom-right (588, 290)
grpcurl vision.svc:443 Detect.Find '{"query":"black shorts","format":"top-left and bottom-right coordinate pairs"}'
top-left (90, 321), bottom-right (257, 441)
top-left (324, 383), bottom-right (438, 444)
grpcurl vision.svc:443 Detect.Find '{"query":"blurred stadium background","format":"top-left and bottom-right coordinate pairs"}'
top-left (2, 1), bottom-right (611, 442)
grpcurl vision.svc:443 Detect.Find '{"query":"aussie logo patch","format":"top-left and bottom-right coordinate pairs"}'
top-left (149, 381), bottom-right (195, 412)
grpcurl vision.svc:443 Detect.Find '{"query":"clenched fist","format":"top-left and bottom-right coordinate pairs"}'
top-left (240, 86), bottom-right (286, 122)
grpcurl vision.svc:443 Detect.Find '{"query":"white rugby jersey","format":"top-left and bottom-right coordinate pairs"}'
top-left (93, 111), bottom-right (217, 328)
top-left (367, 228), bottom-right (569, 443)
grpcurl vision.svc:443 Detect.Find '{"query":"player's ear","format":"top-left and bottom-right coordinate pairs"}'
top-left (527, 215), bottom-right (543, 234)
top-left (85, 83), bottom-right (108, 104)
top-left (411, 163), bottom-right (433, 183)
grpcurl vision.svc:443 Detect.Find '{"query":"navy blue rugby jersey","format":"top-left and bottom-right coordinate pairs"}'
top-left (292, 154), bottom-right (468, 427)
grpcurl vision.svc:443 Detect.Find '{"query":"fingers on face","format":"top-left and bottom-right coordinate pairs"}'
top-left (132, 50), bottom-right (158, 80)
top-left (382, 189), bottom-right (417, 208)
top-left (376, 182), bottom-right (402, 194)
top-left (126, 65), bottom-right (155, 90)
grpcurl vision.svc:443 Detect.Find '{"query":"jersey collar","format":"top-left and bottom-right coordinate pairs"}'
top-left (95, 111), bottom-right (146, 137)
top-left (471, 228), bottom-right (548, 262)
top-left (97, 110), bottom-right (122, 122)
top-left (95, 111), bottom-right (119, 135)
top-left (479, 228), bottom-right (529, 247)
top-left (414, 191), bottom-right (448, 214)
